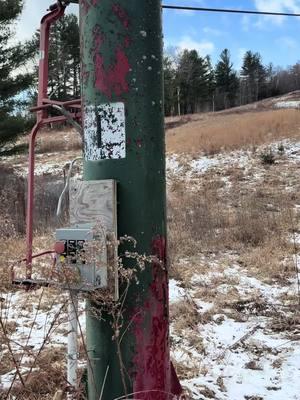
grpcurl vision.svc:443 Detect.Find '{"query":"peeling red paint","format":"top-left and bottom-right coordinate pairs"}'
top-left (131, 236), bottom-right (182, 399)
top-left (93, 27), bottom-right (130, 98)
top-left (124, 35), bottom-right (131, 48)
top-left (81, 63), bottom-right (90, 86)
top-left (112, 3), bottom-right (130, 29)
top-left (81, 0), bottom-right (98, 15)
top-left (95, 48), bottom-right (130, 98)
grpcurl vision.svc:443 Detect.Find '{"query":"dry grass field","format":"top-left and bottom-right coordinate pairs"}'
top-left (166, 109), bottom-right (300, 155)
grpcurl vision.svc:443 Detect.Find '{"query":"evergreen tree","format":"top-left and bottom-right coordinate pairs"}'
top-left (205, 55), bottom-right (216, 111)
top-left (265, 63), bottom-right (280, 97)
top-left (290, 63), bottom-right (300, 91)
top-left (241, 51), bottom-right (267, 103)
top-left (0, 0), bottom-right (34, 148)
top-left (215, 49), bottom-right (239, 110)
top-left (30, 14), bottom-right (80, 101)
top-left (177, 49), bottom-right (211, 114)
top-left (163, 55), bottom-right (177, 116)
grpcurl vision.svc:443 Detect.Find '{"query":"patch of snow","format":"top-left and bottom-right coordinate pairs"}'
top-left (195, 300), bottom-right (214, 313)
top-left (166, 155), bottom-right (182, 174)
top-left (169, 279), bottom-right (186, 303)
top-left (190, 157), bottom-right (219, 173)
top-left (0, 290), bottom-right (86, 390)
top-left (275, 101), bottom-right (300, 109)
top-left (179, 316), bottom-right (300, 400)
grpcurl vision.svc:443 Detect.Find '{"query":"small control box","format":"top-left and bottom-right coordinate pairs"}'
top-left (55, 228), bottom-right (108, 291)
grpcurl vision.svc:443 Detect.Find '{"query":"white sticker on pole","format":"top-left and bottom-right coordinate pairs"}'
top-left (84, 103), bottom-right (126, 160)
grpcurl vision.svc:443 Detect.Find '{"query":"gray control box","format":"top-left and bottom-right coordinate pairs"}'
top-left (55, 228), bottom-right (108, 291)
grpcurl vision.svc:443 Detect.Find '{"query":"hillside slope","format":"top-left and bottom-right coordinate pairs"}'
top-left (1, 98), bottom-right (300, 398)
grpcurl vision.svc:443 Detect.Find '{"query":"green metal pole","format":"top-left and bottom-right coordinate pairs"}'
top-left (79, 1), bottom-right (179, 399)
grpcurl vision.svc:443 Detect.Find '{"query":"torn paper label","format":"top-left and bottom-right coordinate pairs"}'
top-left (84, 102), bottom-right (126, 160)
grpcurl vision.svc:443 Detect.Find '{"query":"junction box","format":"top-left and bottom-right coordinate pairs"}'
top-left (55, 179), bottom-right (118, 298)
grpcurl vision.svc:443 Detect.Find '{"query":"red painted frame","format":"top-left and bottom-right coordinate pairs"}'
top-left (25, 1), bottom-right (82, 278)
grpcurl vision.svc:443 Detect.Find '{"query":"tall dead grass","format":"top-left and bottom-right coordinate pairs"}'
top-left (36, 129), bottom-right (82, 154)
top-left (168, 176), bottom-right (295, 282)
top-left (167, 109), bottom-right (300, 155)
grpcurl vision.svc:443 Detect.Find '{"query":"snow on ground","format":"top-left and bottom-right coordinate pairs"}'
top-left (169, 279), bottom-right (186, 303)
top-left (170, 257), bottom-right (300, 400)
top-left (2, 150), bottom-right (82, 177)
top-left (275, 101), bottom-right (300, 109)
top-left (2, 138), bottom-right (300, 397)
top-left (167, 138), bottom-right (300, 399)
top-left (167, 139), bottom-right (300, 182)
top-left (0, 289), bottom-right (86, 390)
top-left (184, 321), bottom-right (300, 400)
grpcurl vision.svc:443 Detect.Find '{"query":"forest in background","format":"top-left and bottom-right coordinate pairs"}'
top-left (1, 3), bottom-right (300, 147)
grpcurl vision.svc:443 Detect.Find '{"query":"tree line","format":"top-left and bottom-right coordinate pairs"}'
top-left (1, 2), bottom-right (300, 148)
top-left (164, 49), bottom-right (300, 116)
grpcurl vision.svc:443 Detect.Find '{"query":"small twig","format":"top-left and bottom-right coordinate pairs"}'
top-left (19, 301), bottom-right (67, 395)
top-left (119, 311), bottom-right (141, 345)
top-left (289, 210), bottom-right (300, 307)
top-left (228, 325), bottom-right (260, 350)
top-left (217, 324), bottom-right (261, 360)
top-left (0, 315), bottom-right (26, 387)
top-left (99, 365), bottom-right (110, 400)
top-left (116, 337), bottom-right (128, 396)
top-left (7, 288), bottom-right (46, 396)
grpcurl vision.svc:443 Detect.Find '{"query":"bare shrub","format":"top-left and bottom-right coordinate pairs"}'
top-left (232, 199), bottom-right (275, 247)
top-left (168, 180), bottom-right (230, 265)
top-left (170, 299), bottom-right (200, 331)
top-left (36, 129), bottom-right (82, 154)
top-left (260, 148), bottom-right (276, 165)
top-left (168, 175), bottom-right (293, 280)
top-left (239, 238), bottom-right (295, 283)
top-left (0, 165), bottom-right (25, 236)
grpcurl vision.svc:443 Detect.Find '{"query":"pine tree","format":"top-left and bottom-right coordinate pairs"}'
top-left (177, 49), bottom-right (211, 114)
top-left (30, 14), bottom-right (80, 101)
top-left (241, 51), bottom-right (267, 103)
top-left (205, 55), bottom-right (216, 111)
top-left (215, 49), bottom-right (239, 110)
top-left (163, 55), bottom-right (177, 116)
top-left (0, 0), bottom-right (34, 148)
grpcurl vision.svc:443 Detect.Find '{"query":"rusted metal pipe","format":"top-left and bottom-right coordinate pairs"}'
top-left (25, 3), bottom-right (66, 275)
top-left (25, 122), bottom-right (42, 277)
top-left (38, 3), bottom-right (66, 121)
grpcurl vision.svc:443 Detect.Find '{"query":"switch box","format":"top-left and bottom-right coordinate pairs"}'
top-left (55, 228), bottom-right (108, 291)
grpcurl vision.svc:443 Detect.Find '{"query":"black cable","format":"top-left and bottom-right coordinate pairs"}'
top-left (162, 5), bottom-right (300, 17)
top-left (61, 2), bottom-right (300, 17)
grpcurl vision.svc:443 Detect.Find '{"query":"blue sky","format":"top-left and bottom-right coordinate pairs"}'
top-left (16, 0), bottom-right (300, 70)
top-left (163, 0), bottom-right (300, 69)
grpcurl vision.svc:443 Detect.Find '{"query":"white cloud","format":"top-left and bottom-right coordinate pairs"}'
top-left (254, 0), bottom-right (300, 25)
top-left (15, 0), bottom-right (78, 42)
top-left (241, 15), bottom-right (250, 32)
top-left (177, 36), bottom-right (215, 56)
top-left (277, 36), bottom-right (298, 49)
top-left (255, 0), bottom-right (300, 13)
top-left (202, 27), bottom-right (223, 37)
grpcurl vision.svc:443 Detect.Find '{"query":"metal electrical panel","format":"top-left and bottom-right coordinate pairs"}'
top-left (54, 180), bottom-right (118, 298)
top-left (55, 228), bottom-right (108, 291)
